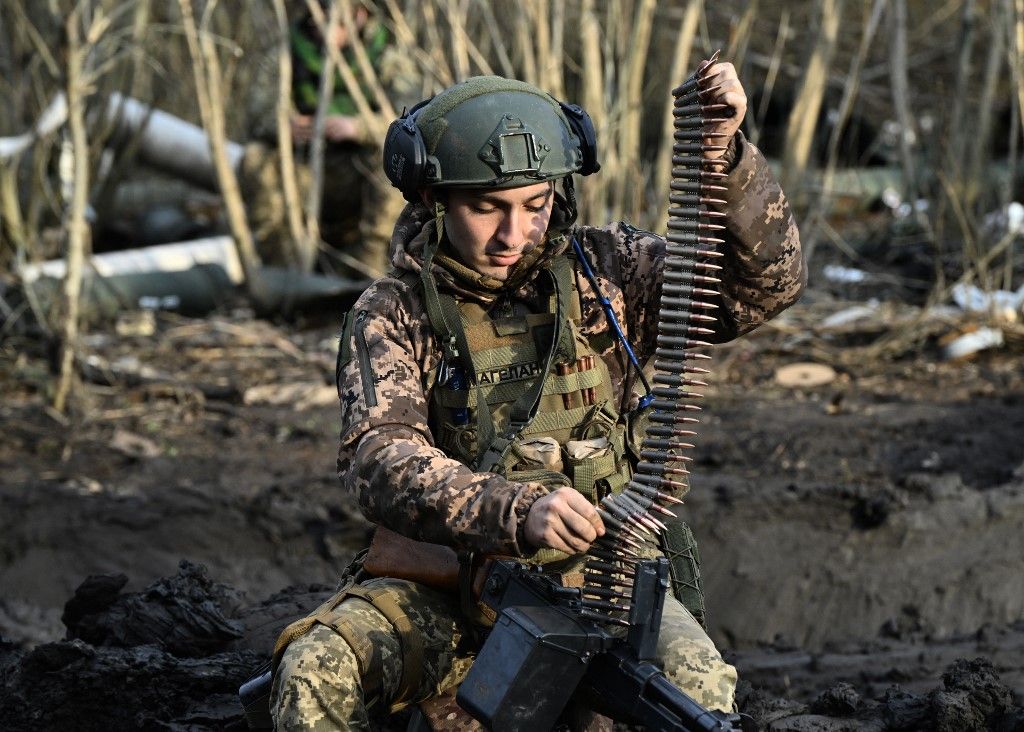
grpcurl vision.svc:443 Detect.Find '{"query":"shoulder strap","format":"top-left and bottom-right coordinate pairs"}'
top-left (419, 209), bottom-right (463, 368)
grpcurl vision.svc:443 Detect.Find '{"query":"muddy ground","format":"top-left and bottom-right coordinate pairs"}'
top-left (1, 282), bottom-right (1023, 730)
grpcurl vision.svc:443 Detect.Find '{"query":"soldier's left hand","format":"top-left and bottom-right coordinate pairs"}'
top-left (699, 61), bottom-right (747, 160)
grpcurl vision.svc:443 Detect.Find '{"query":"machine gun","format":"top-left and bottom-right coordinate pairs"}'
top-left (456, 558), bottom-right (747, 731)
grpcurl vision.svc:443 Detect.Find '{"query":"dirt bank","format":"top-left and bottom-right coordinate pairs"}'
top-left (1, 304), bottom-right (1022, 729)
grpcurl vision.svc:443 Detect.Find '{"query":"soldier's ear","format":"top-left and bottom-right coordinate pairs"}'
top-left (421, 189), bottom-right (449, 208)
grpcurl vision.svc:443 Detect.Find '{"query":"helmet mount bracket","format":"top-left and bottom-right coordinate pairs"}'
top-left (479, 115), bottom-right (549, 178)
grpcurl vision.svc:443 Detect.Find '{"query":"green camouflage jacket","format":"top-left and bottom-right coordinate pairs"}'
top-left (335, 133), bottom-right (804, 557)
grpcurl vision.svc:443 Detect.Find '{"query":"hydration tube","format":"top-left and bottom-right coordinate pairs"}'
top-left (571, 236), bottom-right (655, 409)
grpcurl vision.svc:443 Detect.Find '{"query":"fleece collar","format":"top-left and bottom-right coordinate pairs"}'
top-left (389, 203), bottom-right (570, 304)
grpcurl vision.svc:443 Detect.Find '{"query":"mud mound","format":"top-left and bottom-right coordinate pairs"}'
top-left (739, 659), bottom-right (1022, 731)
top-left (3, 562), bottom-right (1023, 731)
top-left (1, 562), bottom-right (250, 730)
top-left (1, 641), bottom-right (259, 731)
top-left (63, 560), bottom-right (245, 656)
top-left (0, 562), bottom-right (318, 732)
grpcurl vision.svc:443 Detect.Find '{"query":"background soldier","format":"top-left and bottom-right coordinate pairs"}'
top-left (246, 2), bottom-right (417, 278)
top-left (271, 65), bottom-right (804, 729)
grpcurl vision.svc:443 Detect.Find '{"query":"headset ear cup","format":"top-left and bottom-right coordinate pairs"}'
top-left (383, 112), bottom-right (429, 203)
top-left (559, 102), bottom-right (601, 176)
top-left (550, 176), bottom-right (578, 231)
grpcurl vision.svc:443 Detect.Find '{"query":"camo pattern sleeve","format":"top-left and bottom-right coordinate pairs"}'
top-left (574, 130), bottom-right (804, 354)
top-left (335, 278), bottom-right (548, 556)
top-left (711, 131), bottom-right (806, 341)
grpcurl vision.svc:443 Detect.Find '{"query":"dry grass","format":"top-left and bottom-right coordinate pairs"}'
top-left (0, 0), bottom-right (1021, 313)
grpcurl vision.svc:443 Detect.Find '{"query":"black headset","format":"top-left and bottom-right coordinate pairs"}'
top-left (382, 96), bottom-right (601, 203)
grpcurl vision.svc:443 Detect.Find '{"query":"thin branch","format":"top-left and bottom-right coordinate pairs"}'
top-left (420, 1), bottom-right (454, 87)
top-left (271, 0), bottom-right (313, 271)
top-left (515, 1), bottom-right (537, 84)
top-left (304, 0), bottom-right (341, 241)
top-left (381, 0), bottom-right (452, 87)
top-left (178, 0), bottom-right (264, 300)
top-left (305, 0), bottom-right (389, 140)
top-left (54, 8), bottom-right (91, 413)
top-left (804, 0), bottom-right (886, 263)
top-left (781, 0), bottom-right (843, 197)
top-left (1011, 0), bottom-right (1024, 164)
top-left (549, 0), bottom-right (565, 99)
top-left (340, 0), bottom-right (396, 119)
top-left (445, 0), bottom-right (469, 81)
top-left (654, 0), bottom-right (702, 231)
top-left (612, 0), bottom-right (656, 219)
top-left (750, 7), bottom-right (789, 148)
top-left (579, 0), bottom-right (605, 223)
top-left (440, 0), bottom-right (492, 78)
top-left (479, 1), bottom-right (515, 78)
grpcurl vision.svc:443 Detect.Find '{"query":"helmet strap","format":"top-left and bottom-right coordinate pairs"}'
top-left (550, 176), bottom-right (579, 231)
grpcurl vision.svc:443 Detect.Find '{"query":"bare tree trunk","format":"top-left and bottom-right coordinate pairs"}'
top-left (305, 0), bottom-right (341, 245)
top-left (1014, 0), bottom-right (1024, 136)
top-left (654, 0), bottom-right (702, 231)
top-left (178, 0), bottom-right (264, 301)
top-left (803, 0), bottom-right (886, 264)
top-left (965, 4), bottom-right (1005, 211)
top-left (580, 0), bottom-right (605, 224)
top-left (612, 0), bottom-right (656, 221)
top-left (781, 0), bottom-right (843, 197)
top-left (750, 8), bottom-right (790, 149)
top-left (549, 0), bottom-right (565, 100)
top-left (271, 0), bottom-right (312, 272)
top-left (54, 8), bottom-right (90, 413)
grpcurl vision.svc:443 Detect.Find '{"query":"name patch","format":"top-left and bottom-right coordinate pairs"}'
top-left (476, 362), bottom-right (542, 385)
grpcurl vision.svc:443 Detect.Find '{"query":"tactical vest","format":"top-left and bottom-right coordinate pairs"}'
top-left (420, 253), bottom-right (634, 564)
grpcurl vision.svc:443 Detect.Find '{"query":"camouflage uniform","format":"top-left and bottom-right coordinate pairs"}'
top-left (272, 132), bottom-right (804, 729)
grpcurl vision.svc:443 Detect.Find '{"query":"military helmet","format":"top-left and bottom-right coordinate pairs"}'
top-left (383, 76), bottom-right (599, 203)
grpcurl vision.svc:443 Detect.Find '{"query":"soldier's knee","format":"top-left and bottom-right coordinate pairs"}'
top-left (272, 624), bottom-right (364, 729)
top-left (661, 644), bottom-right (738, 713)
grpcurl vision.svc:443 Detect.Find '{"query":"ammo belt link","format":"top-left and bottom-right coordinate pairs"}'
top-left (576, 52), bottom-right (731, 628)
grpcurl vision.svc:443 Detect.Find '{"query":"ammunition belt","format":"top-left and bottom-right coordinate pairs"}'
top-left (578, 52), bottom-right (729, 626)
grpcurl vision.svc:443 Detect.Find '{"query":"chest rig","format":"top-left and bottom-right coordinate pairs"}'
top-left (419, 243), bottom-right (633, 557)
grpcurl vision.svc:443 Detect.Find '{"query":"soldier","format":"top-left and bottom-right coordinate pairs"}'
top-left (244, 2), bottom-right (417, 278)
top-left (271, 65), bottom-right (803, 730)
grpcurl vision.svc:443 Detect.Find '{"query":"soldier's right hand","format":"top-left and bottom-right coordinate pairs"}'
top-left (524, 487), bottom-right (605, 554)
top-left (290, 114), bottom-right (314, 143)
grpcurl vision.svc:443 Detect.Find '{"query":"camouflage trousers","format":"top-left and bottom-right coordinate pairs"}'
top-left (241, 142), bottom-right (405, 279)
top-left (271, 577), bottom-right (737, 730)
